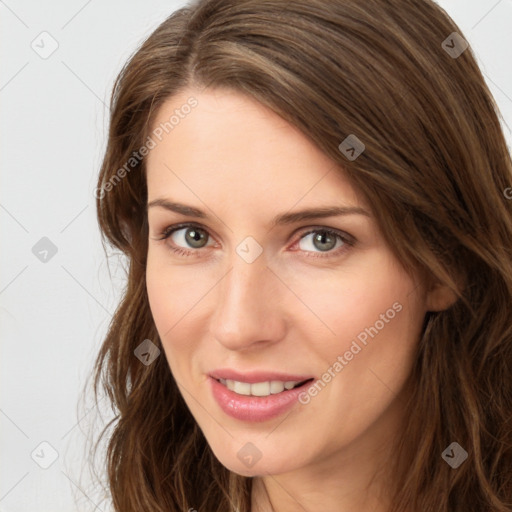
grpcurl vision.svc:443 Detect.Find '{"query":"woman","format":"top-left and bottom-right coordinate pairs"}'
top-left (89, 0), bottom-right (512, 510)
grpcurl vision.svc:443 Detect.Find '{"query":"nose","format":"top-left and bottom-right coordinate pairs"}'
top-left (208, 252), bottom-right (287, 352)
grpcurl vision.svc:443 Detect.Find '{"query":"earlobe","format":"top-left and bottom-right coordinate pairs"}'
top-left (426, 282), bottom-right (459, 312)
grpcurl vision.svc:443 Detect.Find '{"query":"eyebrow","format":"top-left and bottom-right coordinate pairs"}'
top-left (147, 199), bottom-right (371, 228)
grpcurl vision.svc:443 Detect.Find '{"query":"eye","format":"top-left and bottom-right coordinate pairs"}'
top-left (153, 222), bottom-right (355, 259)
top-left (293, 228), bottom-right (353, 258)
top-left (155, 223), bottom-right (214, 257)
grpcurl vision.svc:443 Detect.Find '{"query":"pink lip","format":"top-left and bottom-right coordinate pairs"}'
top-left (209, 368), bottom-right (313, 384)
top-left (209, 374), bottom-right (315, 423)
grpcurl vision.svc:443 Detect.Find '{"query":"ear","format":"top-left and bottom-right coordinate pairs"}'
top-left (425, 281), bottom-right (459, 312)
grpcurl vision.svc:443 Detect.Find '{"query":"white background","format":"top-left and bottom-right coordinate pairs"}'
top-left (1, 1), bottom-right (511, 510)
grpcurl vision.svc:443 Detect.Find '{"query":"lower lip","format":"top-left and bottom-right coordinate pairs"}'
top-left (209, 377), bottom-right (313, 422)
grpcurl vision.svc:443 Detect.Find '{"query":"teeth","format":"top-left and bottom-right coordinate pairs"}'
top-left (218, 378), bottom-right (302, 397)
top-left (270, 381), bottom-right (285, 394)
top-left (251, 381), bottom-right (271, 396)
top-left (232, 380), bottom-right (251, 395)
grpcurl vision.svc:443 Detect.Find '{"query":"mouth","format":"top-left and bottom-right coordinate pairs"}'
top-left (208, 374), bottom-right (316, 422)
top-left (214, 377), bottom-right (314, 397)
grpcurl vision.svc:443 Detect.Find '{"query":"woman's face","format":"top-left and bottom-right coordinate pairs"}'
top-left (145, 87), bottom-right (433, 478)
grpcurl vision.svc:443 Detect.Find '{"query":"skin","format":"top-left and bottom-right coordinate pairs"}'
top-left (145, 87), bottom-right (455, 512)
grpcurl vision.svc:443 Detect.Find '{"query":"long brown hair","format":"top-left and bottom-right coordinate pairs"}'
top-left (86, 0), bottom-right (512, 510)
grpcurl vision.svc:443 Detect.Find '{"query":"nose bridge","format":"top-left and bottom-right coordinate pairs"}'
top-left (209, 248), bottom-right (284, 350)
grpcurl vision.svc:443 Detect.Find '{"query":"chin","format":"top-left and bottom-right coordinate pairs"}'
top-left (212, 447), bottom-right (301, 478)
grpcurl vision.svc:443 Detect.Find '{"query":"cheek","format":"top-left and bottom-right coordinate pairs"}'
top-left (303, 256), bottom-right (423, 392)
top-left (146, 249), bottom-right (197, 330)
top-left (146, 254), bottom-right (170, 332)
top-left (146, 253), bottom-right (187, 358)
top-left (300, 274), bottom-right (423, 445)
top-left (289, 256), bottom-right (415, 347)
top-left (146, 251), bottom-right (210, 373)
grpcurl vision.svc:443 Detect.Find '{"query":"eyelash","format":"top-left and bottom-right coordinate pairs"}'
top-left (154, 222), bottom-right (356, 260)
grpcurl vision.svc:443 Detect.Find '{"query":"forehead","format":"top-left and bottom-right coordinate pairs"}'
top-left (146, 87), bottom-right (366, 212)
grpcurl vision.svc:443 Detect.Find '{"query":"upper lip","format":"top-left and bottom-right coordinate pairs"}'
top-left (209, 368), bottom-right (314, 384)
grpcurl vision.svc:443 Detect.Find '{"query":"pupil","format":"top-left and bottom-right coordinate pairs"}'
top-left (314, 232), bottom-right (335, 251)
top-left (186, 228), bottom-right (206, 248)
